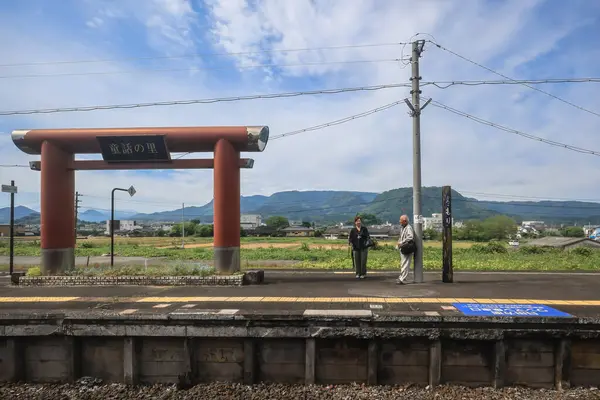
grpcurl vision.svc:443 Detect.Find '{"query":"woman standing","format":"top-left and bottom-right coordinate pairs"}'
top-left (348, 216), bottom-right (371, 279)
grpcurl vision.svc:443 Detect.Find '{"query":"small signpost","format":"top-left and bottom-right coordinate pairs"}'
top-left (97, 135), bottom-right (171, 163)
top-left (2, 181), bottom-right (17, 275)
top-left (442, 185), bottom-right (453, 283)
top-left (110, 185), bottom-right (137, 267)
top-left (453, 303), bottom-right (572, 318)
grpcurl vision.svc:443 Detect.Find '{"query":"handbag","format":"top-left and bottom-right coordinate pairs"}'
top-left (400, 239), bottom-right (416, 255)
top-left (365, 237), bottom-right (375, 248)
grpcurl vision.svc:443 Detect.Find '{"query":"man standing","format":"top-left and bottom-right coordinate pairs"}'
top-left (396, 214), bottom-right (415, 284)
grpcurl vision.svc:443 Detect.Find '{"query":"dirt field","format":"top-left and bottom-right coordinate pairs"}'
top-left (8, 236), bottom-right (476, 249)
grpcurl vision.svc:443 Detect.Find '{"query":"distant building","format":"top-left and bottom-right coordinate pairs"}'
top-left (423, 213), bottom-right (457, 232)
top-left (241, 214), bottom-right (262, 230)
top-left (526, 237), bottom-right (600, 250)
top-left (105, 220), bottom-right (139, 235)
top-left (281, 226), bottom-right (314, 237)
top-left (0, 224), bottom-right (33, 236)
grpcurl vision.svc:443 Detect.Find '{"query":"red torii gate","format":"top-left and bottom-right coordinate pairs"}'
top-left (11, 126), bottom-right (269, 275)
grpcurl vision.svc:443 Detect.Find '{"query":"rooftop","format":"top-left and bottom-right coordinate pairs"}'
top-left (527, 237), bottom-right (600, 248)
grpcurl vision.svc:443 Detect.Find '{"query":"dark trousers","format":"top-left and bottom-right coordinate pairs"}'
top-left (352, 248), bottom-right (368, 276)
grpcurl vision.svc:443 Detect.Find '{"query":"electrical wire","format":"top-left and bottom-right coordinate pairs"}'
top-left (0, 58), bottom-right (402, 80)
top-left (428, 40), bottom-right (600, 118)
top-left (0, 42), bottom-right (409, 68)
top-left (423, 78), bottom-right (600, 89)
top-left (171, 99), bottom-right (405, 161)
top-left (270, 100), bottom-right (403, 141)
top-left (427, 98), bottom-right (600, 156)
top-left (0, 82), bottom-right (409, 116)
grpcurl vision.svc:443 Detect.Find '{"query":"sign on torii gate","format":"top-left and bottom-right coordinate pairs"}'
top-left (11, 126), bottom-right (269, 276)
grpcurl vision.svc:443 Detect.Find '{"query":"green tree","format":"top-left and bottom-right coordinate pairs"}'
top-left (346, 213), bottom-right (381, 226)
top-left (240, 227), bottom-right (248, 237)
top-left (195, 224), bottom-right (214, 237)
top-left (423, 228), bottom-right (441, 240)
top-left (156, 229), bottom-right (166, 237)
top-left (454, 216), bottom-right (517, 242)
top-left (170, 221), bottom-right (197, 237)
top-left (265, 216), bottom-right (290, 229)
top-left (301, 221), bottom-right (312, 228)
top-left (560, 226), bottom-right (585, 238)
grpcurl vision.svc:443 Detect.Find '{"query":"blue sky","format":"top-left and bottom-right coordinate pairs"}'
top-left (0, 0), bottom-right (599, 214)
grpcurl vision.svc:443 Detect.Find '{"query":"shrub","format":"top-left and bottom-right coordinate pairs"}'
top-left (300, 243), bottom-right (310, 251)
top-left (79, 242), bottom-right (95, 249)
top-left (569, 247), bottom-right (593, 257)
top-left (519, 245), bottom-right (553, 255)
top-left (26, 267), bottom-right (42, 277)
top-left (470, 241), bottom-right (507, 254)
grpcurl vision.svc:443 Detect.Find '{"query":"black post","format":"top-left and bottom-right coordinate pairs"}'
top-left (110, 187), bottom-right (132, 267)
top-left (111, 188), bottom-right (116, 267)
top-left (9, 180), bottom-right (15, 275)
top-left (442, 185), bottom-right (453, 283)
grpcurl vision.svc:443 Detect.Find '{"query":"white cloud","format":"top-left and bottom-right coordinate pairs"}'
top-left (0, 0), bottom-right (599, 216)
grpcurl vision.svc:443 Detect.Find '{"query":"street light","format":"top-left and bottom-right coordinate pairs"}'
top-left (111, 185), bottom-right (136, 266)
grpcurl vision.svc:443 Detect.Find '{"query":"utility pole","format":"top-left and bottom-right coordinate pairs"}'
top-left (181, 203), bottom-right (185, 249)
top-left (74, 191), bottom-right (81, 237)
top-left (404, 40), bottom-right (431, 284)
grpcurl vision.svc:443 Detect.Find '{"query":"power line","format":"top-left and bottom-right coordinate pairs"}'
top-left (0, 82), bottom-right (409, 116)
top-left (171, 99), bottom-right (405, 161)
top-left (271, 100), bottom-right (404, 141)
top-left (0, 164), bottom-right (30, 168)
top-left (428, 40), bottom-right (600, 118)
top-left (423, 77), bottom-right (600, 89)
top-left (0, 42), bottom-right (408, 68)
top-left (0, 58), bottom-right (402, 80)
top-left (427, 98), bottom-right (600, 156)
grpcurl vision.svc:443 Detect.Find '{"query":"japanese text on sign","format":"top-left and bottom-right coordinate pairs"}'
top-left (452, 303), bottom-right (572, 317)
top-left (97, 135), bottom-right (170, 163)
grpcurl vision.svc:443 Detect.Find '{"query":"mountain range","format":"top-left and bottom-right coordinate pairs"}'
top-left (2, 187), bottom-right (600, 225)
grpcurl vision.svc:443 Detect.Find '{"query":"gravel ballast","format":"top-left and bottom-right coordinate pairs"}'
top-left (1, 382), bottom-right (599, 400)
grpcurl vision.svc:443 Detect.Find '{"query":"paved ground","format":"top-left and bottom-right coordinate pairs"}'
top-left (1, 271), bottom-right (600, 318)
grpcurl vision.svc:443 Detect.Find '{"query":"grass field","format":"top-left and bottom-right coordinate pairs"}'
top-left (1, 236), bottom-right (599, 272)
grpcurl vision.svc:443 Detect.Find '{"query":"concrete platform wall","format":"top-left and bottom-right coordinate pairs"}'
top-left (2, 335), bottom-right (600, 388)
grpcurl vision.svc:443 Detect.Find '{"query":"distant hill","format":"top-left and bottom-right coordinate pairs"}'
top-left (470, 200), bottom-right (600, 224)
top-left (362, 187), bottom-right (499, 222)
top-left (4, 188), bottom-right (600, 225)
top-left (129, 188), bottom-right (600, 224)
top-left (0, 206), bottom-right (38, 224)
top-left (79, 209), bottom-right (109, 223)
top-left (10, 208), bottom-right (137, 225)
top-left (131, 191), bottom-right (379, 222)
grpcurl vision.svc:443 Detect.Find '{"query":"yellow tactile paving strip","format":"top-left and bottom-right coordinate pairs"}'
top-left (1, 297), bottom-right (600, 306)
top-left (0, 297), bottom-right (80, 302)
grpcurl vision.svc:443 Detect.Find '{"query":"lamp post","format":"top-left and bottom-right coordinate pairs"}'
top-left (111, 185), bottom-right (136, 266)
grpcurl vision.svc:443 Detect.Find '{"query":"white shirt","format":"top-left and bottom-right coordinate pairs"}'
top-left (398, 223), bottom-right (414, 246)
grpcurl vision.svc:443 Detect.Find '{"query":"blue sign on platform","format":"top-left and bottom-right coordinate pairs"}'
top-left (453, 303), bottom-right (572, 317)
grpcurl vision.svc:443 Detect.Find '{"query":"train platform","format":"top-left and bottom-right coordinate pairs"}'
top-left (1, 270), bottom-right (600, 319)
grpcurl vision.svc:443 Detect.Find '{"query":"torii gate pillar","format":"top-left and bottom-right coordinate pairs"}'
top-left (12, 126), bottom-right (269, 276)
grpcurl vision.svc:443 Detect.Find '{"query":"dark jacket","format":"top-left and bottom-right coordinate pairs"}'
top-left (348, 226), bottom-right (370, 250)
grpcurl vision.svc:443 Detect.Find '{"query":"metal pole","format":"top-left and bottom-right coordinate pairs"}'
top-left (9, 180), bottom-right (15, 275)
top-left (111, 188), bottom-right (116, 267)
top-left (181, 202), bottom-right (185, 248)
top-left (411, 40), bottom-right (424, 283)
top-left (74, 191), bottom-right (80, 237)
